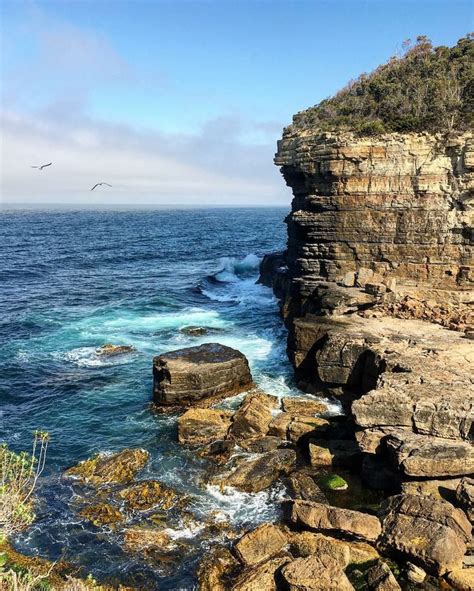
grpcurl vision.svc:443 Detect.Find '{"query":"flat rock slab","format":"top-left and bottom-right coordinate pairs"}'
top-left (153, 343), bottom-right (252, 407)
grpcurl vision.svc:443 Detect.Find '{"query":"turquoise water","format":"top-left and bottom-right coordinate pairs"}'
top-left (0, 207), bottom-right (316, 588)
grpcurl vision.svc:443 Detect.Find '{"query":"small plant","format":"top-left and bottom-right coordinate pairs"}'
top-left (318, 473), bottom-right (348, 491)
top-left (0, 432), bottom-right (49, 539)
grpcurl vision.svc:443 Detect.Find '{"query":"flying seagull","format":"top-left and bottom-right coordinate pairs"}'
top-left (31, 162), bottom-right (52, 170)
top-left (91, 182), bottom-right (112, 191)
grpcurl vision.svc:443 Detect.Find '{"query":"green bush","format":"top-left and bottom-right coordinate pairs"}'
top-left (291, 34), bottom-right (474, 136)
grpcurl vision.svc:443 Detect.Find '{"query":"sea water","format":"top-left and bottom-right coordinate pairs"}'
top-left (0, 207), bottom-right (333, 589)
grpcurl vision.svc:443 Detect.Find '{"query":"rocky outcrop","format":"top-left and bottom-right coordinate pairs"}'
top-left (64, 448), bottom-right (150, 485)
top-left (153, 343), bottom-right (253, 407)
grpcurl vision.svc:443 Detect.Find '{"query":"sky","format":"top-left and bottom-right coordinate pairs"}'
top-left (1, 0), bottom-right (472, 207)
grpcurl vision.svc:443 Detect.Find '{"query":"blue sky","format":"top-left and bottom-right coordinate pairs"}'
top-left (1, 0), bottom-right (472, 206)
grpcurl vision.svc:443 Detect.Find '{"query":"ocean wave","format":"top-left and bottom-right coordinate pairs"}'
top-left (212, 253), bottom-right (260, 283)
top-left (53, 347), bottom-right (136, 368)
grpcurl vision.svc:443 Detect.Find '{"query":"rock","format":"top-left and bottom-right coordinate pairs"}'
top-left (79, 503), bottom-right (123, 526)
top-left (180, 326), bottom-right (209, 336)
top-left (290, 500), bottom-right (382, 542)
top-left (286, 471), bottom-right (329, 503)
top-left (198, 438), bottom-right (236, 464)
top-left (234, 523), bottom-right (288, 567)
top-left (366, 561), bottom-right (401, 591)
top-left (386, 431), bottom-right (474, 478)
top-left (123, 526), bottom-right (177, 554)
top-left (457, 477), bottom-right (474, 523)
top-left (378, 494), bottom-right (472, 575)
top-left (233, 554), bottom-right (292, 591)
top-left (222, 449), bottom-right (297, 493)
top-left (281, 555), bottom-right (355, 590)
top-left (355, 427), bottom-right (404, 455)
top-left (65, 448), bottom-right (149, 486)
top-left (288, 417), bottom-right (330, 443)
top-left (178, 408), bottom-right (232, 445)
top-left (405, 562), bottom-right (426, 584)
top-left (268, 412), bottom-right (293, 439)
top-left (309, 440), bottom-right (361, 468)
top-left (230, 392), bottom-right (278, 440)
top-left (197, 546), bottom-right (239, 591)
top-left (117, 480), bottom-right (179, 511)
top-left (282, 397), bottom-right (328, 416)
top-left (446, 567), bottom-right (474, 591)
top-left (289, 532), bottom-right (379, 566)
top-left (96, 344), bottom-right (135, 356)
top-left (238, 436), bottom-right (283, 453)
top-left (401, 478), bottom-right (461, 502)
top-left (153, 343), bottom-right (252, 407)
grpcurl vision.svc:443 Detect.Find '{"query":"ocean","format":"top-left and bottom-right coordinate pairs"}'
top-left (0, 206), bottom-right (316, 588)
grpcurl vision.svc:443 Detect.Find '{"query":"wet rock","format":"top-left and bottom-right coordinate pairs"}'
top-left (117, 480), bottom-right (179, 511)
top-left (180, 326), bottom-right (210, 336)
top-left (386, 432), bottom-right (474, 478)
top-left (178, 408), bottom-right (233, 445)
top-left (197, 546), bottom-right (239, 591)
top-left (233, 554), bottom-right (292, 591)
top-left (79, 503), bottom-right (124, 526)
top-left (282, 397), bottom-right (328, 416)
top-left (96, 343), bottom-right (135, 356)
top-left (65, 448), bottom-right (150, 486)
top-left (290, 500), bottom-right (382, 542)
top-left (222, 449), bottom-right (297, 493)
top-left (153, 343), bottom-right (253, 407)
top-left (198, 438), bottom-right (236, 464)
top-left (446, 567), bottom-right (474, 591)
top-left (309, 440), bottom-right (361, 468)
top-left (288, 417), bottom-right (329, 443)
top-left (281, 554), bottom-right (355, 590)
top-left (405, 562), bottom-right (426, 584)
top-left (378, 494), bottom-right (472, 575)
top-left (234, 523), bottom-right (289, 567)
top-left (286, 470), bottom-right (329, 503)
top-left (366, 561), bottom-right (401, 591)
top-left (123, 526), bottom-right (177, 554)
top-left (457, 477), bottom-right (474, 523)
top-left (230, 392), bottom-right (278, 440)
top-left (238, 436), bottom-right (283, 454)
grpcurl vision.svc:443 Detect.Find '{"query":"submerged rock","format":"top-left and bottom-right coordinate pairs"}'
top-left (123, 526), bottom-right (178, 554)
top-left (96, 343), bottom-right (135, 356)
top-left (79, 503), bottom-right (124, 526)
top-left (178, 408), bottom-right (233, 445)
top-left (180, 326), bottom-right (210, 336)
top-left (65, 448), bottom-right (150, 486)
top-left (378, 494), bottom-right (472, 575)
top-left (153, 343), bottom-right (253, 407)
top-left (117, 479), bottom-right (179, 511)
top-left (290, 500), bottom-right (382, 542)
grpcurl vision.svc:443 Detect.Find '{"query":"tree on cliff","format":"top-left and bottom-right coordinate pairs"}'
top-left (292, 34), bottom-right (473, 136)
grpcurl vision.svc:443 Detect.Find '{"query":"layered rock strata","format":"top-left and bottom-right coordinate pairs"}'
top-left (261, 129), bottom-right (474, 497)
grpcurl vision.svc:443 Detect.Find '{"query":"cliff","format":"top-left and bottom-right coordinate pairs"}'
top-left (261, 126), bottom-right (473, 490)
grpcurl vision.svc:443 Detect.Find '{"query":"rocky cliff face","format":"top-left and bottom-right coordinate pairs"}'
top-left (277, 130), bottom-right (473, 294)
top-left (261, 128), bottom-right (474, 491)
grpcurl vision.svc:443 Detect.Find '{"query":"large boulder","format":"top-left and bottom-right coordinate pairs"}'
top-left (178, 408), bottom-right (232, 445)
top-left (65, 448), bottom-right (149, 486)
top-left (289, 531), bottom-right (379, 566)
top-left (446, 567), bottom-right (474, 591)
top-left (457, 477), bottom-right (474, 523)
top-left (290, 500), bottom-right (382, 542)
top-left (233, 554), bottom-right (292, 591)
top-left (230, 392), bottom-right (278, 440)
top-left (378, 494), bottom-right (472, 575)
top-left (281, 555), bottom-right (355, 591)
top-left (153, 343), bottom-right (252, 407)
top-left (234, 523), bottom-right (288, 567)
top-left (285, 470), bottom-right (329, 503)
top-left (385, 431), bottom-right (474, 478)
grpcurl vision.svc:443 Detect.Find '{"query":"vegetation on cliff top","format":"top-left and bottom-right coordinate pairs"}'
top-left (291, 34), bottom-right (473, 136)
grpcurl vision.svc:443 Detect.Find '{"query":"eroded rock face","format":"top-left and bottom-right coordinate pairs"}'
top-left (275, 131), bottom-right (473, 290)
top-left (290, 500), bottom-right (382, 542)
top-left (378, 494), bottom-right (472, 575)
top-left (153, 343), bottom-right (252, 407)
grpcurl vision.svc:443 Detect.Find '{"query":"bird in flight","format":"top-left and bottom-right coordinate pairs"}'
top-left (31, 162), bottom-right (52, 170)
top-left (91, 182), bottom-right (112, 191)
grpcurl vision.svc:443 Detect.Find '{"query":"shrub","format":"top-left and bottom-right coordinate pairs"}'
top-left (291, 34), bottom-right (474, 136)
top-left (0, 432), bottom-right (49, 539)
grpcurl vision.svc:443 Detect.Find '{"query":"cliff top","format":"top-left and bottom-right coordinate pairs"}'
top-left (286, 35), bottom-right (473, 138)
